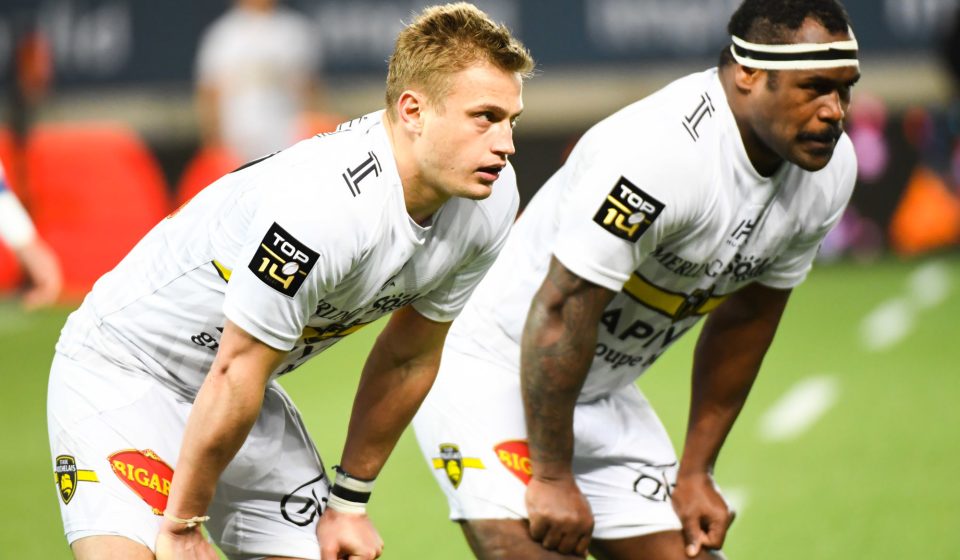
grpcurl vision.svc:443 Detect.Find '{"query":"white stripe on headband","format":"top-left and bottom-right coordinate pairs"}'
top-left (730, 27), bottom-right (859, 70)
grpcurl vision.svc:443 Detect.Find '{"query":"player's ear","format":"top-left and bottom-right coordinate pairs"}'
top-left (395, 90), bottom-right (426, 133)
top-left (733, 64), bottom-right (761, 93)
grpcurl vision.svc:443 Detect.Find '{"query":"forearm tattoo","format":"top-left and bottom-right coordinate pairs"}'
top-left (521, 260), bottom-right (611, 467)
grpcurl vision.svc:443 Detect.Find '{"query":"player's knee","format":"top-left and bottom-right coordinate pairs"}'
top-left (591, 530), bottom-right (727, 560)
top-left (460, 519), bottom-right (578, 560)
top-left (461, 519), bottom-right (524, 559)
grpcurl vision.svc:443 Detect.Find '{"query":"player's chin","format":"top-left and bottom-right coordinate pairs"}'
top-left (459, 180), bottom-right (494, 200)
top-left (792, 146), bottom-right (835, 172)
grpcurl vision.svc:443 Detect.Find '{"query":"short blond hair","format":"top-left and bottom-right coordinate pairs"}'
top-left (385, 3), bottom-right (534, 116)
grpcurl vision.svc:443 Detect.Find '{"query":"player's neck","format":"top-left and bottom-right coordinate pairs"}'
top-left (736, 123), bottom-right (784, 177)
top-left (720, 69), bottom-right (784, 177)
top-left (383, 111), bottom-right (448, 225)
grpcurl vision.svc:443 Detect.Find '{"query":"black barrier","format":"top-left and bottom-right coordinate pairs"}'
top-left (0, 0), bottom-right (957, 87)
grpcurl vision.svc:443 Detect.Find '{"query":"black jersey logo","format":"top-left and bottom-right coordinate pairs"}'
top-left (342, 151), bottom-right (382, 197)
top-left (249, 222), bottom-right (319, 297)
top-left (682, 92), bottom-right (715, 142)
top-left (593, 176), bottom-right (665, 242)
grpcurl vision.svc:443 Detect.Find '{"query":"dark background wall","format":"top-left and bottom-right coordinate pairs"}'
top-left (1, 0), bottom-right (959, 257)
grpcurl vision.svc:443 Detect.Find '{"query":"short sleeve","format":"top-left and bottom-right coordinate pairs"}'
top-left (552, 135), bottom-right (702, 292)
top-left (223, 187), bottom-right (357, 350)
top-left (758, 144), bottom-right (858, 289)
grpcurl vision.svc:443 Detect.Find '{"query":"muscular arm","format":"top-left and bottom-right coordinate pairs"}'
top-left (157, 320), bottom-right (284, 558)
top-left (164, 320), bottom-right (285, 518)
top-left (338, 305), bottom-right (451, 477)
top-left (521, 257), bottom-right (616, 555)
top-left (317, 306), bottom-right (450, 560)
top-left (674, 282), bottom-right (791, 556)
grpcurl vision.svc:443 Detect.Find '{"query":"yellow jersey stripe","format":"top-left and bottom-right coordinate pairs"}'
top-left (302, 322), bottom-right (371, 342)
top-left (76, 470), bottom-right (99, 483)
top-left (622, 274), bottom-right (727, 319)
top-left (432, 458), bottom-right (485, 469)
top-left (212, 260), bottom-right (232, 282)
top-left (622, 275), bottom-right (684, 317)
top-left (697, 295), bottom-right (727, 314)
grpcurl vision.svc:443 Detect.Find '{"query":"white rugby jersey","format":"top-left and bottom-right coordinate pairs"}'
top-left (447, 68), bottom-right (857, 401)
top-left (57, 112), bottom-right (519, 397)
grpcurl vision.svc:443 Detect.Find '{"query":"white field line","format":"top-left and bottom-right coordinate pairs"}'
top-left (859, 297), bottom-right (913, 351)
top-left (759, 375), bottom-right (840, 442)
top-left (908, 260), bottom-right (951, 309)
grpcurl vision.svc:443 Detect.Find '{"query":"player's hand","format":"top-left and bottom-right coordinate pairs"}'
top-left (16, 238), bottom-right (61, 310)
top-left (525, 473), bottom-right (593, 557)
top-left (155, 522), bottom-right (219, 560)
top-left (671, 471), bottom-right (734, 558)
top-left (317, 508), bottom-right (384, 559)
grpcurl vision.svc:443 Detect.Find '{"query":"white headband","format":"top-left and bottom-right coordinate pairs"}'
top-left (730, 27), bottom-right (859, 70)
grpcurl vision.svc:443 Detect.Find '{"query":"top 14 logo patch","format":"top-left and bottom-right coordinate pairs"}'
top-left (249, 222), bottom-right (319, 297)
top-left (593, 176), bottom-right (665, 243)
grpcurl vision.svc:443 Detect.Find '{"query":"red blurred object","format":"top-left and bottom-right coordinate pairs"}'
top-left (23, 124), bottom-right (171, 299)
top-left (174, 145), bottom-right (241, 207)
top-left (889, 166), bottom-right (960, 256)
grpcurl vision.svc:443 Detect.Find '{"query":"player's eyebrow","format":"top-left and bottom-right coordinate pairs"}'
top-left (472, 104), bottom-right (524, 121)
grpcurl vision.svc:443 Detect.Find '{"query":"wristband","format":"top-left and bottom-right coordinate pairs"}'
top-left (327, 465), bottom-right (376, 514)
top-left (163, 511), bottom-right (210, 529)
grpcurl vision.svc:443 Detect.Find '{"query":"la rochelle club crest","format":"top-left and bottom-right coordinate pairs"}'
top-left (54, 455), bottom-right (99, 504)
top-left (432, 444), bottom-right (485, 489)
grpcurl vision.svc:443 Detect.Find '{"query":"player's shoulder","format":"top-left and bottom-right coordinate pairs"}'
top-left (564, 69), bottom-right (721, 221)
top-left (233, 113), bottom-right (397, 236)
top-left (280, 112), bottom-right (391, 197)
top-left (577, 69), bottom-right (722, 177)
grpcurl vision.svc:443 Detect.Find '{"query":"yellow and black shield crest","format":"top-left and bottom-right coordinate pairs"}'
top-left (53, 454), bottom-right (99, 505)
top-left (432, 443), bottom-right (485, 489)
top-left (54, 455), bottom-right (78, 504)
top-left (440, 444), bottom-right (464, 488)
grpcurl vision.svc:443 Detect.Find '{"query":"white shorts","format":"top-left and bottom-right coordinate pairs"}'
top-left (412, 348), bottom-right (683, 540)
top-left (47, 349), bottom-right (328, 560)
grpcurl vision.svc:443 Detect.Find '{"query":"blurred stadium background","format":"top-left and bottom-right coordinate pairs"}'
top-left (0, 0), bottom-right (957, 558)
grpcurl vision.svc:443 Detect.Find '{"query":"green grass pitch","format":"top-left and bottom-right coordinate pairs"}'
top-left (2, 257), bottom-right (957, 558)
